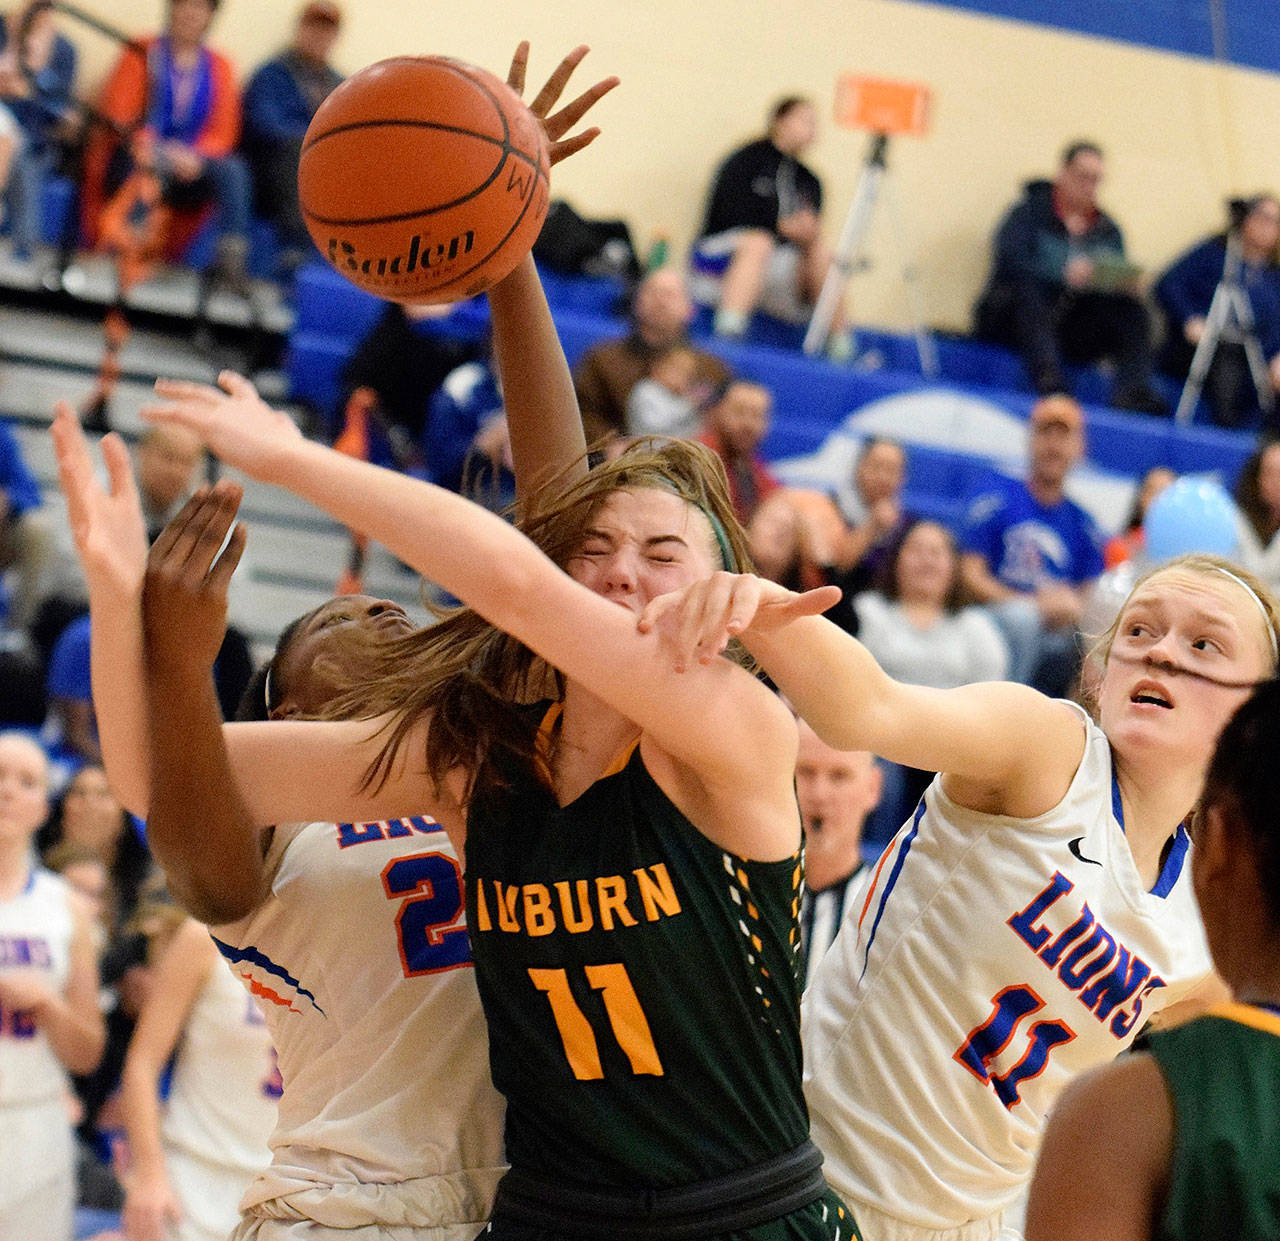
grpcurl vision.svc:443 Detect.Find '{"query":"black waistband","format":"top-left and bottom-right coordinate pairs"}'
top-left (491, 1140), bottom-right (828, 1240)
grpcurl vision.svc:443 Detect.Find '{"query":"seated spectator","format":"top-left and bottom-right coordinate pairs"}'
top-left (746, 489), bottom-right (839, 594)
top-left (625, 344), bottom-right (703, 439)
top-left (1154, 194), bottom-right (1280, 429)
top-left (1235, 439), bottom-right (1280, 594)
top-left (856, 517), bottom-right (1009, 840)
top-left (241, 1), bottom-right (343, 269)
top-left (573, 267), bottom-right (730, 443)
top-left (81, 0), bottom-right (251, 287)
top-left (340, 300), bottom-right (480, 445)
top-left (960, 394), bottom-right (1103, 696)
top-left (1104, 464), bottom-right (1176, 569)
top-left (795, 719), bottom-right (882, 984)
top-left (692, 96), bottom-right (850, 355)
top-left (696, 378), bottom-right (778, 524)
top-left (828, 436), bottom-right (910, 596)
top-left (0, 406), bottom-right (53, 631)
top-left (424, 357), bottom-right (514, 511)
top-left (973, 141), bottom-right (1166, 414)
top-left (0, 0), bottom-right (76, 263)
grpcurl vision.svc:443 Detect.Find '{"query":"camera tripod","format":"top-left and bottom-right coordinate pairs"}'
top-left (1174, 231), bottom-right (1275, 426)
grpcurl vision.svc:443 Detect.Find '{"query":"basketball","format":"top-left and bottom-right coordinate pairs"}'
top-left (298, 56), bottom-right (551, 303)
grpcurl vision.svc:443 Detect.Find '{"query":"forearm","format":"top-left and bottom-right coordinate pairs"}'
top-left (89, 587), bottom-right (150, 816)
top-left (272, 441), bottom-right (547, 613)
top-left (489, 255), bottom-right (587, 496)
top-left (146, 662), bottom-right (268, 925)
top-left (33, 988), bottom-right (104, 1075)
top-left (741, 615), bottom-right (891, 752)
top-left (118, 1054), bottom-right (170, 1182)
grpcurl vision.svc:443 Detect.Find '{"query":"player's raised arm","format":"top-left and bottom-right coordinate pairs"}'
top-left (639, 571), bottom-right (1086, 817)
top-left (492, 44), bottom-right (617, 495)
top-left (143, 380), bottom-right (800, 857)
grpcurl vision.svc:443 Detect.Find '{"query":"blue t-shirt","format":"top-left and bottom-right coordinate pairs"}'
top-left (46, 614), bottom-right (91, 701)
top-left (962, 476), bottom-right (1103, 591)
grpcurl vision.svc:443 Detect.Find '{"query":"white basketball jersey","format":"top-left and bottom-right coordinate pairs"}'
top-left (803, 704), bottom-right (1212, 1230)
top-left (162, 948), bottom-right (277, 1174)
top-left (212, 816), bottom-right (505, 1227)
top-left (0, 867), bottom-right (74, 1106)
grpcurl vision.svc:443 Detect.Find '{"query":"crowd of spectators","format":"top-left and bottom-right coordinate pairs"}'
top-left (4, 15), bottom-right (1280, 1235)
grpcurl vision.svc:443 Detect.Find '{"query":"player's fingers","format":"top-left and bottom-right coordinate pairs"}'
top-left (153, 377), bottom-right (221, 404)
top-left (101, 432), bottom-right (142, 507)
top-left (693, 572), bottom-right (739, 663)
top-left (505, 40), bottom-right (530, 95)
top-left (548, 128), bottom-right (601, 167)
top-left (148, 486), bottom-right (213, 564)
top-left (218, 369), bottom-right (259, 401)
top-left (785, 584), bottom-right (843, 619)
top-left (636, 591), bottom-right (677, 634)
top-left (180, 484), bottom-right (244, 584)
top-left (672, 580), bottom-right (715, 671)
top-left (543, 76), bottom-right (619, 140)
top-left (724, 574), bottom-right (765, 637)
top-left (206, 521), bottom-right (247, 596)
top-left (527, 44), bottom-right (589, 117)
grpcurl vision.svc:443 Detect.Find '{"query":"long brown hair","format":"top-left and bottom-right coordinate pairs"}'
top-left (333, 437), bottom-right (754, 803)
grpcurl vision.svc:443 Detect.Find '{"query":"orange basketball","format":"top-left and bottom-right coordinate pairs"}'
top-left (299, 56), bottom-right (550, 303)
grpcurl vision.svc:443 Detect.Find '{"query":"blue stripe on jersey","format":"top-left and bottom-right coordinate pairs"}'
top-left (859, 797), bottom-right (927, 981)
top-left (212, 936), bottom-right (326, 1016)
top-left (1149, 823), bottom-right (1190, 900)
top-left (1111, 770), bottom-right (1124, 833)
top-left (1112, 768), bottom-right (1189, 900)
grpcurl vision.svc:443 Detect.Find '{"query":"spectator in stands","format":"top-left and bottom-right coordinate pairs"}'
top-left (747, 490), bottom-right (837, 594)
top-left (693, 96), bottom-right (850, 356)
top-left (81, 0), bottom-right (252, 288)
top-left (625, 344), bottom-right (703, 439)
top-left (796, 719), bottom-right (882, 984)
top-left (340, 301), bottom-right (480, 445)
top-left (973, 140), bottom-right (1166, 414)
top-left (424, 356), bottom-right (515, 511)
top-left (136, 424), bottom-right (205, 541)
top-left (1235, 439), bottom-right (1280, 594)
top-left (241, 1), bottom-right (343, 270)
top-left (1104, 464), bottom-right (1176, 569)
top-left (37, 764), bottom-right (152, 939)
top-left (0, 1), bottom-right (76, 264)
top-left (697, 378), bottom-right (779, 524)
top-left (855, 517), bottom-right (1009, 842)
top-left (1155, 194), bottom-right (1280, 429)
top-left (0, 407), bottom-right (52, 631)
top-left (573, 266), bottom-right (730, 443)
top-left (828, 437), bottom-right (910, 597)
top-left (961, 394), bottom-right (1103, 696)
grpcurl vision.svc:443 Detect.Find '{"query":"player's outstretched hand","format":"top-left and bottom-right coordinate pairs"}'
top-left (145, 371), bottom-right (303, 482)
top-left (143, 484), bottom-right (246, 680)
top-left (506, 41), bottom-right (618, 166)
top-left (637, 572), bottom-right (842, 671)
top-left (52, 401), bottom-right (149, 598)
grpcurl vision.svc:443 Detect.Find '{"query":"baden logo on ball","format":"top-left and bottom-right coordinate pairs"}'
top-left (299, 55), bottom-right (551, 303)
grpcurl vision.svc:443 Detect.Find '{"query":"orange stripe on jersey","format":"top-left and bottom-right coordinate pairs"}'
top-left (857, 840), bottom-right (898, 934)
top-left (240, 972), bottom-right (303, 1014)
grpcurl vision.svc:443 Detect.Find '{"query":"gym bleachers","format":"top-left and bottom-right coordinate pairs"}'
top-left (285, 261), bottom-right (1258, 528)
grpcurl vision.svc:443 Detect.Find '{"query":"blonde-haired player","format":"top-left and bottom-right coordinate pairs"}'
top-left (641, 553), bottom-right (1278, 1241)
top-left (118, 915), bottom-right (277, 1241)
top-left (0, 731), bottom-right (105, 1241)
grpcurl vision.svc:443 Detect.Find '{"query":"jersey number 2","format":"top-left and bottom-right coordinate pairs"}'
top-left (382, 851), bottom-right (471, 976)
top-left (530, 964), bottom-right (664, 1080)
top-left (954, 984), bottom-right (1076, 1109)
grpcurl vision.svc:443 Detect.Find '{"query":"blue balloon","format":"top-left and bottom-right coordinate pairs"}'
top-left (1143, 476), bottom-right (1240, 562)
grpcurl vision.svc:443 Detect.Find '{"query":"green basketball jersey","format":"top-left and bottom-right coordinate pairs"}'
top-left (1149, 1003), bottom-right (1280, 1241)
top-left (465, 705), bottom-right (811, 1189)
